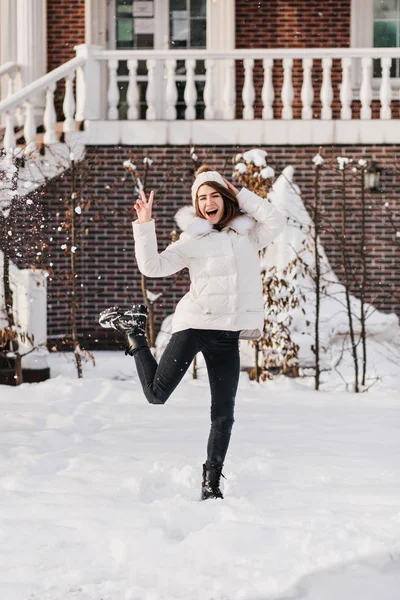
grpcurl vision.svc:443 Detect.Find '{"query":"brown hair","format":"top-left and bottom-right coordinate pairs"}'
top-left (194, 165), bottom-right (243, 230)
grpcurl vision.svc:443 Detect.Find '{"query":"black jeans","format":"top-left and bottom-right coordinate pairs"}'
top-left (132, 328), bottom-right (240, 469)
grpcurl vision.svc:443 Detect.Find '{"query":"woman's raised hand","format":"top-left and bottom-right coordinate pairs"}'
top-left (134, 190), bottom-right (154, 224)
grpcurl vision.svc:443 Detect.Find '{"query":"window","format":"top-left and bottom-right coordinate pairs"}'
top-left (169, 0), bottom-right (207, 48)
top-left (115, 0), bottom-right (156, 118)
top-left (169, 0), bottom-right (207, 119)
top-left (373, 0), bottom-right (400, 76)
top-left (116, 0), bottom-right (155, 49)
top-left (110, 0), bottom-right (207, 119)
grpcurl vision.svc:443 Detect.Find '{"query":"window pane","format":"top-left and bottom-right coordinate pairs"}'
top-left (373, 56), bottom-right (398, 76)
top-left (374, 0), bottom-right (398, 20)
top-left (139, 81), bottom-right (148, 119)
top-left (175, 59), bottom-right (186, 75)
top-left (135, 33), bottom-right (154, 48)
top-left (117, 60), bottom-right (129, 77)
top-left (137, 59), bottom-right (148, 76)
top-left (195, 59), bottom-right (206, 75)
top-left (117, 0), bottom-right (134, 15)
top-left (118, 81), bottom-right (129, 120)
top-left (117, 18), bottom-right (134, 44)
top-left (195, 80), bottom-right (205, 119)
top-left (170, 18), bottom-right (188, 47)
top-left (190, 18), bottom-right (206, 47)
top-left (170, 0), bottom-right (186, 10)
top-left (191, 0), bottom-right (206, 18)
top-left (175, 79), bottom-right (186, 119)
top-left (374, 20), bottom-right (398, 46)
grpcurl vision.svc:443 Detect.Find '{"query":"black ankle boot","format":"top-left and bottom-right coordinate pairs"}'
top-left (201, 463), bottom-right (224, 500)
top-left (98, 304), bottom-right (148, 355)
top-left (124, 330), bottom-right (148, 356)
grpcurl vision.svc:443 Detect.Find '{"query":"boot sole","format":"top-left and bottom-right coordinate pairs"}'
top-left (98, 306), bottom-right (123, 329)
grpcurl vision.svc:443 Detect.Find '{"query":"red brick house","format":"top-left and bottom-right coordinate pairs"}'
top-left (0, 0), bottom-right (399, 349)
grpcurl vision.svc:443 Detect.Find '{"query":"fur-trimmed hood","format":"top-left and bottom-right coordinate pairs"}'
top-left (174, 205), bottom-right (256, 238)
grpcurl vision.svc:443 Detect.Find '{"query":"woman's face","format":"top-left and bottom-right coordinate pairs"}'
top-left (197, 184), bottom-right (224, 224)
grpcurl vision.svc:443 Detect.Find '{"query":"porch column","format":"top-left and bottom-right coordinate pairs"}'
top-left (85, 0), bottom-right (108, 46)
top-left (0, 0), bottom-right (17, 65)
top-left (207, 0), bottom-right (235, 119)
top-left (16, 0), bottom-right (47, 117)
top-left (0, 0), bottom-right (18, 105)
top-left (84, 0), bottom-right (108, 120)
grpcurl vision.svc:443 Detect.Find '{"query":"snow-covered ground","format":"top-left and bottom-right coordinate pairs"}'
top-left (1, 351), bottom-right (399, 600)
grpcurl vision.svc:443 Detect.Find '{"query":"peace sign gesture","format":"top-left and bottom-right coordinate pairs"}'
top-left (134, 190), bottom-right (154, 224)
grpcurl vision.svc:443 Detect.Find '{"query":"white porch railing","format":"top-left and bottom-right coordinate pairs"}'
top-left (0, 62), bottom-right (22, 128)
top-left (0, 62), bottom-right (21, 98)
top-left (90, 47), bottom-right (400, 122)
top-left (0, 56), bottom-right (84, 154)
top-left (2, 46), bottom-right (400, 150)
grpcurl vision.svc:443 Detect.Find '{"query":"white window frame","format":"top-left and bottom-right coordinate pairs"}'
top-left (107, 0), bottom-right (169, 50)
top-left (106, 0), bottom-right (235, 119)
top-left (107, 0), bottom-right (235, 51)
top-left (351, 0), bottom-right (400, 97)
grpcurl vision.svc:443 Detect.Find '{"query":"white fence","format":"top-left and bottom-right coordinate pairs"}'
top-left (1, 45), bottom-right (400, 150)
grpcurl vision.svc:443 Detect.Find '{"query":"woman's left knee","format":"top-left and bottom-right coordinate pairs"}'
top-left (211, 415), bottom-right (235, 432)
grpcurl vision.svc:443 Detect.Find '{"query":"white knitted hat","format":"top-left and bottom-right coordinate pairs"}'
top-left (191, 171), bottom-right (228, 206)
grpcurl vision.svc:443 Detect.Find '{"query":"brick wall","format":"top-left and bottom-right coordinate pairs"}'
top-left (235, 0), bottom-right (351, 119)
top-left (39, 144), bottom-right (400, 351)
top-left (234, 1), bottom-right (400, 120)
top-left (236, 0), bottom-right (351, 49)
top-left (47, 0), bottom-right (85, 118)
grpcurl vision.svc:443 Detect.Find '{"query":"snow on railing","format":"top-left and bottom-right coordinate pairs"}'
top-left (0, 56), bottom-right (85, 154)
top-left (89, 46), bottom-right (400, 122)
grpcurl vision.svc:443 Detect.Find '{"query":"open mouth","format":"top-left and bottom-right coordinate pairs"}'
top-left (206, 209), bottom-right (218, 217)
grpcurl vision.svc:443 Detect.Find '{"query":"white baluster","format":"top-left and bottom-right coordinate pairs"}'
top-left (360, 57), bottom-right (372, 120)
top-left (281, 58), bottom-right (294, 120)
top-left (223, 59), bottom-right (235, 119)
top-left (43, 82), bottom-right (57, 144)
top-left (165, 59), bottom-right (177, 120)
top-left (242, 58), bottom-right (255, 120)
top-left (15, 69), bottom-right (24, 127)
top-left (320, 58), bottom-right (333, 120)
top-left (127, 59), bottom-right (140, 120)
top-left (3, 111), bottom-right (16, 151)
top-left (184, 59), bottom-right (197, 120)
top-left (301, 58), bottom-right (314, 120)
top-left (6, 70), bottom-right (16, 98)
top-left (340, 57), bottom-right (352, 120)
top-left (107, 59), bottom-right (119, 120)
top-left (63, 72), bottom-right (76, 132)
top-left (262, 58), bottom-right (274, 119)
top-left (24, 100), bottom-right (36, 154)
top-left (380, 56), bottom-right (392, 120)
top-left (4, 72), bottom-right (17, 140)
top-left (146, 59), bottom-right (157, 120)
top-left (204, 59), bottom-right (215, 120)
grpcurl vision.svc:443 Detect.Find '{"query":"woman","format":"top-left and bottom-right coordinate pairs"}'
top-left (99, 166), bottom-right (286, 500)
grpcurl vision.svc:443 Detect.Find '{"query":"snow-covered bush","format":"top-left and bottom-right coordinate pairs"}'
top-left (232, 148), bottom-right (302, 380)
top-left (233, 149), bottom-right (275, 199)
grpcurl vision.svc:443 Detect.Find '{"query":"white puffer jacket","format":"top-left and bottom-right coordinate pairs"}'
top-left (132, 187), bottom-right (286, 339)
